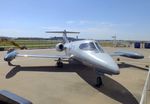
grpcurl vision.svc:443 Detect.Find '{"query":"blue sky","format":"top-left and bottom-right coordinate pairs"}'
top-left (0, 0), bottom-right (150, 40)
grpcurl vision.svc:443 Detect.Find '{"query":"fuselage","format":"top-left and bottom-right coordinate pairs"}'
top-left (64, 40), bottom-right (120, 75)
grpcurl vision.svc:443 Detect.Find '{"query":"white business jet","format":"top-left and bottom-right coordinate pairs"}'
top-left (4, 30), bottom-right (144, 87)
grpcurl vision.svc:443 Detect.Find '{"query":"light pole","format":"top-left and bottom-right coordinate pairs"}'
top-left (112, 35), bottom-right (116, 47)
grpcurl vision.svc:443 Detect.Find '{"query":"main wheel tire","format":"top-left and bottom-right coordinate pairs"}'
top-left (57, 62), bottom-right (63, 68)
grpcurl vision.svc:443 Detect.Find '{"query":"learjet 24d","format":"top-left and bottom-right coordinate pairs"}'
top-left (4, 30), bottom-right (144, 87)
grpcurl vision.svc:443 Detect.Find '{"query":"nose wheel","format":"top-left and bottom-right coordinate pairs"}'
top-left (96, 77), bottom-right (103, 87)
top-left (56, 58), bottom-right (63, 68)
top-left (95, 69), bottom-right (103, 87)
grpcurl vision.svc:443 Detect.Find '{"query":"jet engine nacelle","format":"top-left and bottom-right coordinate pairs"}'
top-left (55, 43), bottom-right (64, 51)
top-left (4, 49), bottom-right (17, 62)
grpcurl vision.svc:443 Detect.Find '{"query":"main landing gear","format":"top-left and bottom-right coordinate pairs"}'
top-left (56, 58), bottom-right (63, 68)
top-left (8, 61), bottom-right (13, 66)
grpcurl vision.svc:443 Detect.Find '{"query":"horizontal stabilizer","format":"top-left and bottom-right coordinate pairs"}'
top-left (46, 30), bottom-right (80, 34)
top-left (46, 30), bottom-right (80, 43)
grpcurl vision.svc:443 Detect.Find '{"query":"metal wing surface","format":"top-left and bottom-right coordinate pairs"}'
top-left (110, 50), bottom-right (144, 59)
top-left (17, 54), bottom-right (70, 59)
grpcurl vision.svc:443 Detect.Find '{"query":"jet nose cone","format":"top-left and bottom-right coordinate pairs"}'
top-left (93, 53), bottom-right (120, 75)
top-left (106, 60), bottom-right (120, 75)
top-left (112, 64), bottom-right (120, 74)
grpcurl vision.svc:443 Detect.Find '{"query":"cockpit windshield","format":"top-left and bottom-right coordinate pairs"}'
top-left (95, 42), bottom-right (104, 53)
top-left (79, 42), bottom-right (104, 53)
top-left (79, 42), bottom-right (96, 51)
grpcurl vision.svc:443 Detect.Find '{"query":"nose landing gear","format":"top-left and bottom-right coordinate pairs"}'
top-left (96, 77), bottom-right (103, 87)
top-left (95, 69), bottom-right (104, 88)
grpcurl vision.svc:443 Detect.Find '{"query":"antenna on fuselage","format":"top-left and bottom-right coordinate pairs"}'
top-left (46, 30), bottom-right (80, 43)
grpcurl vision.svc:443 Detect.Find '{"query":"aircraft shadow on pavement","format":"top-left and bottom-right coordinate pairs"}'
top-left (6, 64), bottom-right (139, 104)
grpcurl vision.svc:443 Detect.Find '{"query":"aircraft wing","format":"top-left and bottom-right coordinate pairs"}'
top-left (17, 54), bottom-right (70, 59)
top-left (4, 50), bottom-right (70, 63)
top-left (110, 50), bottom-right (144, 59)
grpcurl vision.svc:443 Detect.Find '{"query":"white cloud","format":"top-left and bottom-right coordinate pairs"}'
top-left (41, 26), bottom-right (65, 30)
top-left (0, 28), bottom-right (22, 37)
top-left (0, 21), bottom-right (126, 39)
top-left (78, 20), bottom-right (94, 25)
top-left (66, 20), bottom-right (76, 24)
top-left (65, 20), bottom-right (95, 25)
top-left (22, 21), bottom-right (148, 40)
top-left (65, 20), bottom-right (123, 27)
top-left (41, 20), bottom-right (120, 39)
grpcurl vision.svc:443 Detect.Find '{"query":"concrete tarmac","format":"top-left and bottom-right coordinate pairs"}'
top-left (0, 47), bottom-right (149, 104)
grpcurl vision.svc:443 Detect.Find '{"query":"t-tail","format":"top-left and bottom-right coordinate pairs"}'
top-left (46, 30), bottom-right (80, 43)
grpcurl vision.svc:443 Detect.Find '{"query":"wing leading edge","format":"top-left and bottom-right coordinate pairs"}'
top-left (4, 49), bottom-right (70, 63)
top-left (17, 54), bottom-right (70, 59)
top-left (110, 50), bottom-right (144, 59)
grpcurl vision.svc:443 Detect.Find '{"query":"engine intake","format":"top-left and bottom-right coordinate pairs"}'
top-left (56, 43), bottom-right (64, 51)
